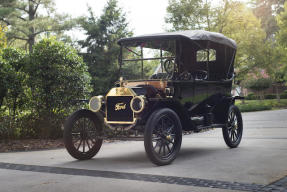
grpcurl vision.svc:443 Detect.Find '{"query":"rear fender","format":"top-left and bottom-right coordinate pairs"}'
top-left (213, 96), bottom-right (243, 124)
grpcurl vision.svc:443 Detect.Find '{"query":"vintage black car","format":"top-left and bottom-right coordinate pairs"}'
top-left (64, 30), bottom-right (243, 166)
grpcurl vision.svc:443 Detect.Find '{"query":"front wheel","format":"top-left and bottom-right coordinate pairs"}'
top-left (64, 109), bottom-right (103, 160)
top-left (222, 105), bottom-right (243, 148)
top-left (144, 108), bottom-right (182, 166)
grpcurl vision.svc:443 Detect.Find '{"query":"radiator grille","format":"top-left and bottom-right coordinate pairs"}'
top-left (106, 96), bottom-right (134, 122)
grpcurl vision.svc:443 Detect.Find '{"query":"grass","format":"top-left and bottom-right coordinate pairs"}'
top-left (235, 99), bottom-right (287, 112)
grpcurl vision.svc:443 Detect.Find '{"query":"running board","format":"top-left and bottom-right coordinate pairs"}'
top-left (194, 124), bottom-right (225, 132)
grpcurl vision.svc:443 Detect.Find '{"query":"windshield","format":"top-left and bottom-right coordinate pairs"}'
top-left (120, 40), bottom-right (176, 80)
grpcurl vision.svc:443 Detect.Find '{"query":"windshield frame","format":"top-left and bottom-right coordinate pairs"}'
top-left (118, 40), bottom-right (177, 81)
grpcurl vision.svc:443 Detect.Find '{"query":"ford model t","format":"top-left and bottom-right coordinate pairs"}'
top-left (64, 30), bottom-right (243, 166)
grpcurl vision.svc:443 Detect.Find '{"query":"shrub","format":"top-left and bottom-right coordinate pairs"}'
top-left (245, 78), bottom-right (272, 91)
top-left (265, 94), bottom-right (276, 99)
top-left (245, 93), bottom-right (256, 100)
top-left (25, 38), bottom-right (91, 138)
top-left (238, 103), bottom-right (272, 112)
top-left (281, 92), bottom-right (287, 99)
top-left (0, 48), bottom-right (27, 140)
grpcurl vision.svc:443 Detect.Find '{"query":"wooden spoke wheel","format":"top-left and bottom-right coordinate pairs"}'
top-left (222, 105), bottom-right (243, 148)
top-left (144, 108), bottom-right (182, 166)
top-left (64, 109), bottom-right (103, 160)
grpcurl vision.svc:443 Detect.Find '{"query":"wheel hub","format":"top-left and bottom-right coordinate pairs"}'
top-left (232, 124), bottom-right (237, 131)
top-left (166, 135), bottom-right (172, 140)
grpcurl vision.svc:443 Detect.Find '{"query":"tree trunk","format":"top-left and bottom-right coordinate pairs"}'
top-left (275, 84), bottom-right (281, 102)
top-left (28, 35), bottom-right (35, 53)
top-left (240, 85), bottom-right (245, 104)
top-left (28, 0), bottom-right (35, 53)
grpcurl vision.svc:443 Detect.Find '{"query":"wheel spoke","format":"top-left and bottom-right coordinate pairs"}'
top-left (162, 137), bottom-right (174, 144)
top-left (73, 137), bottom-right (81, 144)
top-left (86, 139), bottom-right (91, 150)
top-left (152, 137), bottom-right (161, 142)
top-left (231, 111), bottom-right (235, 121)
top-left (150, 112), bottom-right (181, 161)
top-left (82, 138), bottom-right (85, 152)
top-left (166, 144), bottom-right (171, 153)
top-left (76, 139), bottom-right (82, 150)
top-left (70, 115), bottom-right (103, 153)
top-left (153, 141), bottom-right (160, 149)
top-left (234, 131), bottom-right (238, 140)
top-left (166, 125), bottom-right (175, 133)
top-left (159, 142), bottom-right (163, 154)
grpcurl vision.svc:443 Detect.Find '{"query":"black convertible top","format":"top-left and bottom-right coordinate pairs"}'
top-left (118, 30), bottom-right (237, 49)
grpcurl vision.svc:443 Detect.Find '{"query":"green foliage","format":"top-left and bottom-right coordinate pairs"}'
top-left (245, 93), bottom-right (256, 100)
top-left (0, 0), bottom-right (75, 52)
top-left (265, 94), bottom-right (276, 99)
top-left (0, 47), bottom-right (26, 111)
top-left (252, 0), bottom-right (285, 39)
top-left (236, 99), bottom-right (287, 112)
top-left (238, 103), bottom-right (272, 112)
top-left (214, 1), bottom-right (266, 80)
top-left (165, 0), bottom-right (266, 80)
top-left (245, 78), bottom-right (272, 91)
top-left (281, 91), bottom-right (287, 99)
top-left (0, 55), bottom-right (10, 108)
top-left (0, 47), bottom-right (26, 140)
top-left (276, 2), bottom-right (287, 47)
top-left (0, 24), bottom-right (7, 48)
top-left (25, 38), bottom-right (91, 138)
top-left (79, 0), bottom-right (133, 95)
top-left (165, 0), bottom-right (212, 31)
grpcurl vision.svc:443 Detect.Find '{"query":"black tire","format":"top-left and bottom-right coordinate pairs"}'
top-left (144, 108), bottom-right (182, 166)
top-left (64, 109), bottom-right (103, 160)
top-left (222, 105), bottom-right (243, 148)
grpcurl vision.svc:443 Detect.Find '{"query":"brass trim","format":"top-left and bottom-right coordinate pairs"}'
top-left (106, 87), bottom-right (137, 97)
top-left (130, 96), bottom-right (145, 113)
top-left (89, 96), bottom-right (102, 112)
top-left (104, 118), bottom-right (137, 130)
top-left (104, 118), bottom-right (136, 124)
top-left (105, 87), bottom-right (137, 125)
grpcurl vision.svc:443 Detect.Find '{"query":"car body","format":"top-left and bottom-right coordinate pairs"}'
top-left (64, 30), bottom-right (243, 165)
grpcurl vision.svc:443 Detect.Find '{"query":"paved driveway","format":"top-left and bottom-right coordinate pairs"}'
top-left (0, 109), bottom-right (287, 192)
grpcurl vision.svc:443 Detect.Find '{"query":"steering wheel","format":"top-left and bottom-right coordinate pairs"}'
top-left (178, 71), bottom-right (192, 81)
top-left (178, 71), bottom-right (192, 80)
top-left (163, 59), bottom-right (175, 78)
top-left (191, 70), bottom-right (208, 80)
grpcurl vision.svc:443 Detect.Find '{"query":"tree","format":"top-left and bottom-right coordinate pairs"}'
top-left (0, 0), bottom-right (74, 52)
top-left (252, 0), bottom-right (285, 39)
top-left (79, 0), bottom-right (133, 95)
top-left (245, 78), bottom-right (272, 100)
top-left (165, 0), bottom-right (266, 80)
top-left (277, 2), bottom-right (287, 46)
top-left (0, 23), bottom-right (7, 49)
top-left (276, 2), bottom-right (287, 83)
top-left (165, 0), bottom-right (213, 31)
top-left (26, 38), bottom-right (91, 138)
top-left (214, 1), bottom-right (266, 80)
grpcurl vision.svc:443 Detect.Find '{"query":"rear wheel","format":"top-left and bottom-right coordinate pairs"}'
top-left (64, 109), bottom-right (103, 160)
top-left (222, 105), bottom-right (243, 148)
top-left (144, 108), bottom-right (182, 166)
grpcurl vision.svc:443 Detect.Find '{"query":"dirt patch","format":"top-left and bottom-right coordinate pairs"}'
top-left (0, 139), bottom-right (64, 152)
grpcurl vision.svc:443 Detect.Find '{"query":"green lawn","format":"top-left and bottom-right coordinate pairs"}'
top-left (235, 99), bottom-right (287, 112)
